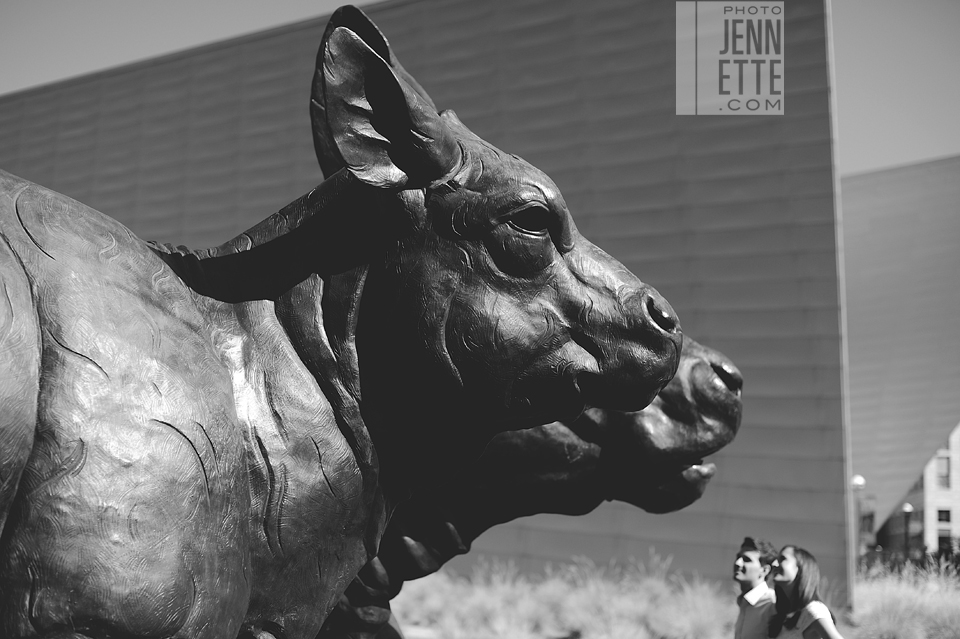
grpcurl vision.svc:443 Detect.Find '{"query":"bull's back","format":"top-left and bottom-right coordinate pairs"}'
top-left (0, 170), bottom-right (251, 637)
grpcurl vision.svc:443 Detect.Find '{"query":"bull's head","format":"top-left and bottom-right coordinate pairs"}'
top-left (312, 7), bottom-right (682, 483)
top-left (317, 337), bottom-right (743, 638)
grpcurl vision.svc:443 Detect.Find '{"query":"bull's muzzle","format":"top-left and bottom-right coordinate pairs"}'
top-left (575, 283), bottom-right (682, 414)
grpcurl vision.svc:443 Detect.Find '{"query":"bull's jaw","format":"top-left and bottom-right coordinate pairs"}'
top-left (620, 457), bottom-right (718, 515)
top-left (588, 406), bottom-right (720, 515)
top-left (574, 337), bottom-right (743, 513)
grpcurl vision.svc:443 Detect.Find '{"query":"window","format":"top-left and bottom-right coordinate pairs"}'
top-left (937, 455), bottom-right (950, 489)
top-left (939, 509), bottom-right (951, 523)
top-left (938, 535), bottom-right (953, 555)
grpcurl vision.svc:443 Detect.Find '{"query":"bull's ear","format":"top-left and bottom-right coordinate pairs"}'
top-left (311, 6), bottom-right (438, 179)
top-left (321, 26), bottom-right (460, 189)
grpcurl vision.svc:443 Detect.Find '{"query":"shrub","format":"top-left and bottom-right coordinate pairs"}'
top-left (850, 561), bottom-right (960, 639)
top-left (392, 555), bottom-right (960, 639)
top-left (392, 554), bottom-right (735, 639)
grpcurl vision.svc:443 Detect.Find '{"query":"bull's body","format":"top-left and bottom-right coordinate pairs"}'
top-left (0, 7), bottom-right (684, 639)
top-left (0, 170), bottom-right (378, 637)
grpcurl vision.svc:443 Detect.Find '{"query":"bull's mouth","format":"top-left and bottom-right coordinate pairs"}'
top-left (618, 458), bottom-right (717, 514)
top-left (509, 371), bottom-right (669, 427)
top-left (576, 371), bottom-right (668, 415)
top-left (581, 405), bottom-right (727, 514)
top-left (662, 459), bottom-right (715, 493)
top-left (502, 326), bottom-right (681, 425)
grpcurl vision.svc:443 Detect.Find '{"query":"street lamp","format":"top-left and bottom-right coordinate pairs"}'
top-left (902, 502), bottom-right (914, 561)
top-left (852, 475), bottom-right (866, 558)
top-left (852, 475), bottom-right (866, 491)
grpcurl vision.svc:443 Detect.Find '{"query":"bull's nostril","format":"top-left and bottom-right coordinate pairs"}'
top-left (646, 294), bottom-right (678, 334)
top-left (711, 362), bottom-right (743, 394)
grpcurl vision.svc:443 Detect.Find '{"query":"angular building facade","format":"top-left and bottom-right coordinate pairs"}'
top-left (0, 0), bottom-right (851, 601)
top-left (843, 155), bottom-right (960, 547)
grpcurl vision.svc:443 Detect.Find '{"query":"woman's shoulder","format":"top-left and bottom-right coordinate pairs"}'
top-left (801, 600), bottom-right (831, 623)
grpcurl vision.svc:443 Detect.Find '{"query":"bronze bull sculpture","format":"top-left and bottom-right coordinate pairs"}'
top-left (0, 6), bottom-right (682, 639)
top-left (318, 337), bottom-right (742, 639)
top-left (306, 14), bottom-right (741, 639)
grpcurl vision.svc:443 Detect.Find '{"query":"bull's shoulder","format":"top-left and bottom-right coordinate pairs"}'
top-left (0, 170), bottom-right (243, 493)
top-left (0, 172), bottom-right (260, 632)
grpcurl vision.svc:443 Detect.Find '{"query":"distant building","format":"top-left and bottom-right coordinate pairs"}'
top-left (844, 154), bottom-right (960, 558)
top-left (871, 422), bottom-right (960, 558)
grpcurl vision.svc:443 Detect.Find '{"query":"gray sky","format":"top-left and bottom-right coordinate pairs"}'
top-left (1, 0), bottom-right (958, 176)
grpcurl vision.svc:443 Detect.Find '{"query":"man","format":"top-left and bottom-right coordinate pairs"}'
top-left (733, 536), bottom-right (778, 639)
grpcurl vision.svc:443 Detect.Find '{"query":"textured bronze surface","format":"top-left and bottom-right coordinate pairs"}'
top-left (0, 6), bottom-right (683, 639)
top-left (318, 337), bottom-right (742, 639)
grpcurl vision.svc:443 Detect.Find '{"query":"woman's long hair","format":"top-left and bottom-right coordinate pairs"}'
top-left (768, 545), bottom-right (827, 637)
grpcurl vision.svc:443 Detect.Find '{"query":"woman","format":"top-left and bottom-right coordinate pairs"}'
top-left (768, 545), bottom-right (845, 639)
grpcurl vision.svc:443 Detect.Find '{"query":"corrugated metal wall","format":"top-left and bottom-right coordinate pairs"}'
top-left (843, 155), bottom-right (960, 528)
top-left (0, 0), bottom-right (849, 599)
top-left (0, 17), bottom-right (324, 249)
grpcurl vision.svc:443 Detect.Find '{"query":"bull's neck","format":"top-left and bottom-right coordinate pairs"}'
top-left (351, 319), bottom-right (513, 507)
top-left (154, 169), bottom-right (390, 303)
top-left (153, 169), bottom-right (402, 561)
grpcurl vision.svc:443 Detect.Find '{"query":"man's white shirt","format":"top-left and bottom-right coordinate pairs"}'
top-left (734, 581), bottom-right (776, 639)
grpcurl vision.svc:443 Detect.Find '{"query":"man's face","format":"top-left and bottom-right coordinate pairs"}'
top-left (733, 549), bottom-right (769, 589)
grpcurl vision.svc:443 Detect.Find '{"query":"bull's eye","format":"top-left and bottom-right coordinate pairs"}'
top-left (485, 203), bottom-right (558, 276)
top-left (507, 205), bottom-right (551, 236)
